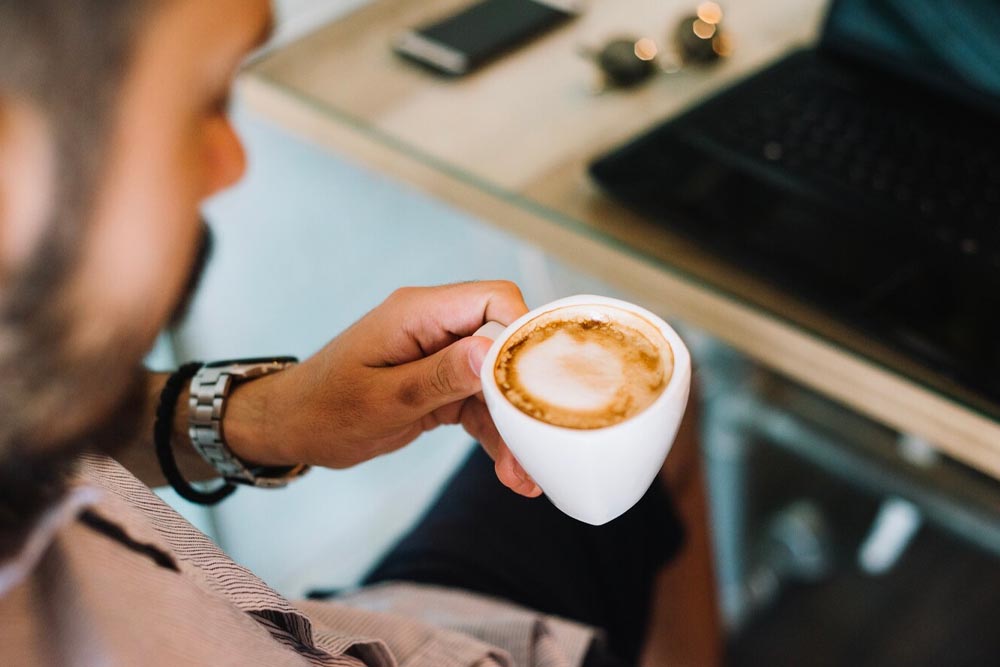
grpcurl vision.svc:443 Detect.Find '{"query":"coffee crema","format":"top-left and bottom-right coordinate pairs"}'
top-left (494, 305), bottom-right (672, 429)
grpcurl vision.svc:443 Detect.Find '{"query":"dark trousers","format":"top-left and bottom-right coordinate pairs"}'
top-left (360, 447), bottom-right (685, 666)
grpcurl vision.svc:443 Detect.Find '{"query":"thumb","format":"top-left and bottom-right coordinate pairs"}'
top-left (388, 336), bottom-right (492, 417)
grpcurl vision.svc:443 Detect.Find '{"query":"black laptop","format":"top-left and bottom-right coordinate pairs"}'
top-left (589, 0), bottom-right (1000, 406)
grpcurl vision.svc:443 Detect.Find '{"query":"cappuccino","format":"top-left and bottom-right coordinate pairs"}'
top-left (494, 305), bottom-right (672, 429)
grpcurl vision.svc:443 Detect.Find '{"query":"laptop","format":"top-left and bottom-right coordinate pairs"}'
top-left (589, 0), bottom-right (1000, 407)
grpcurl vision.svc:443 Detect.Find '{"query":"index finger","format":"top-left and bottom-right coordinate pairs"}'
top-left (370, 281), bottom-right (530, 366)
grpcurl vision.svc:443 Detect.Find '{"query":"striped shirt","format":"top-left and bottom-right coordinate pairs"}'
top-left (0, 454), bottom-right (593, 667)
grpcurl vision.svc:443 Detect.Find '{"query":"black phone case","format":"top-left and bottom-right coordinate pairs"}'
top-left (400, 0), bottom-right (574, 75)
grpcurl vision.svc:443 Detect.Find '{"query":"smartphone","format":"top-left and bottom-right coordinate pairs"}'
top-left (393, 0), bottom-right (581, 76)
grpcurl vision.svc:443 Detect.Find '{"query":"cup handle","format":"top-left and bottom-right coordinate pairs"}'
top-left (474, 321), bottom-right (506, 341)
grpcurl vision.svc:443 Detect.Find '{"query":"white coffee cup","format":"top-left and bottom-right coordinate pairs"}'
top-left (477, 294), bottom-right (691, 525)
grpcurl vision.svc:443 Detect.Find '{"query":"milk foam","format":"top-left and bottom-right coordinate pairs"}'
top-left (514, 331), bottom-right (626, 412)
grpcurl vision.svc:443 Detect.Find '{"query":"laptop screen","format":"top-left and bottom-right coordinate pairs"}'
top-left (822, 0), bottom-right (1000, 113)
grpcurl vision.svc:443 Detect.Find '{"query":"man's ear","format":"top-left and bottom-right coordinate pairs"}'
top-left (0, 96), bottom-right (54, 279)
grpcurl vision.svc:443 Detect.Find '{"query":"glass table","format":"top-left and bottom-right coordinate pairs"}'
top-left (242, 0), bottom-right (1000, 477)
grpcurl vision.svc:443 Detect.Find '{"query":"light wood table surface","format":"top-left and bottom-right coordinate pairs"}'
top-left (242, 0), bottom-right (1000, 478)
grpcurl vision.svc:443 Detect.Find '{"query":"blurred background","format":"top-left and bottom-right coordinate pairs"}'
top-left (148, 1), bottom-right (1000, 664)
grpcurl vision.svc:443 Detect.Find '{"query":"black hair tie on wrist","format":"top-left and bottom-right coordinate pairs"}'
top-left (154, 362), bottom-right (237, 505)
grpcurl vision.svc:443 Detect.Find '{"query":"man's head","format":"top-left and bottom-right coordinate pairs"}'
top-left (0, 0), bottom-right (273, 548)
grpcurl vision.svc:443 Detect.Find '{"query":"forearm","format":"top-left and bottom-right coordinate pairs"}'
top-left (111, 371), bottom-right (219, 488)
top-left (114, 369), bottom-right (294, 488)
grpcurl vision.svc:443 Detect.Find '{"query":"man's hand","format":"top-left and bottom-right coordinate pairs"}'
top-left (224, 282), bottom-right (541, 497)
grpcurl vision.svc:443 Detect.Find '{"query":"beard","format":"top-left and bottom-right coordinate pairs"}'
top-left (0, 221), bottom-right (212, 558)
top-left (168, 220), bottom-right (213, 329)
top-left (0, 368), bottom-right (147, 558)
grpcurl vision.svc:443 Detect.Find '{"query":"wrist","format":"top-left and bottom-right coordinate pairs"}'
top-left (150, 374), bottom-right (218, 482)
top-left (171, 385), bottom-right (192, 449)
top-left (222, 371), bottom-right (297, 468)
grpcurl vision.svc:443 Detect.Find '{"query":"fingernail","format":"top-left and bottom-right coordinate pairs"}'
top-left (469, 344), bottom-right (487, 378)
top-left (520, 481), bottom-right (541, 497)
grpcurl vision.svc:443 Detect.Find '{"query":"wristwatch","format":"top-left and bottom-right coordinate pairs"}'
top-left (188, 357), bottom-right (310, 488)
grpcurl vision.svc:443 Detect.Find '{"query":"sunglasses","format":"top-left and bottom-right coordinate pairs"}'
top-left (583, 2), bottom-right (733, 92)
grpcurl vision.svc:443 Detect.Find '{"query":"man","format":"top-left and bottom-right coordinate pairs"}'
top-left (0, 1), bottom-right (720, 665)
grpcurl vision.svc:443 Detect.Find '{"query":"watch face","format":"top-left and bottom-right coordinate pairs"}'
top-left (204, 357), bottom-right (298, 368)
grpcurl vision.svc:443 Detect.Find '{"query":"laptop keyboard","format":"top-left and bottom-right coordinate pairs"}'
top-left (704, 57), bottom-right (1000, 266)
top-left (589, 49), bottom-right (1000, 405)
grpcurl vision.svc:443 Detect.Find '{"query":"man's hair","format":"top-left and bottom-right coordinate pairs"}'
top-left (0, 0), bottom-right (157, 555)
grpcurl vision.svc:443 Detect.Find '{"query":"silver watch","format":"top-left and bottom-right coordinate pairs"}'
top-left (188, 357), bottom-right (310, 488)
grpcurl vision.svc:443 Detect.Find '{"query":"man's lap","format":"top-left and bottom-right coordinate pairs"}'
top-left (357, 447), bottom-right (685, 666)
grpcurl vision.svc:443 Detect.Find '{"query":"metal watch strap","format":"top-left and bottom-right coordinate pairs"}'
top-left (188, 358), bottom-right (307, 488)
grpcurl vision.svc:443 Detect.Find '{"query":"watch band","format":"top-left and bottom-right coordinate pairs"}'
top-left (188, 357), bottom-right (310, 488)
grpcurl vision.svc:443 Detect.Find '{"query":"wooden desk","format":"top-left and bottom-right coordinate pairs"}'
top-left (243, 0), bottom-right (1000, 477)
